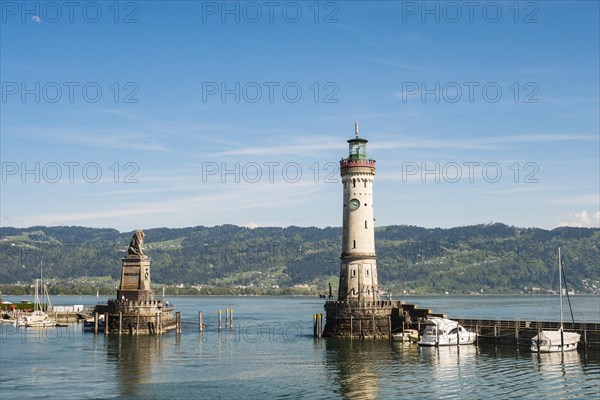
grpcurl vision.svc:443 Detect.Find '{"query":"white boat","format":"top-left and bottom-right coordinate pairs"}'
top-left (417, 317), bottom-right (477, 346)
top-left (531, 248), bottom-right (580, 353)
top-left (24, 276), bottom-right (56, 328)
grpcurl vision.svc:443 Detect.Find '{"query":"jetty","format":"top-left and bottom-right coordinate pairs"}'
top-left (318, 299), bottom-right (600, 351)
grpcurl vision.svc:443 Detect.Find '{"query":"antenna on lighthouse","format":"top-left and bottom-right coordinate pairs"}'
top-left (354, 122), bottom-right (359, 138)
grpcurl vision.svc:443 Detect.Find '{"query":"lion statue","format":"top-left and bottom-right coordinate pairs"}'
top-left (128, 229), bottom-right (145, 255)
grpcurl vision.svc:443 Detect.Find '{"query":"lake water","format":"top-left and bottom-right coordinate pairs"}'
top-left (1, 296), bottom-right (599, 399)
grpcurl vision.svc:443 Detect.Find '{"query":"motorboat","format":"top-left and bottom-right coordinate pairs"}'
top-left (417, 317), bottom-right (476, 346)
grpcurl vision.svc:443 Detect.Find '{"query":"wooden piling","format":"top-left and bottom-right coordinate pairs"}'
top-left (388, 316), bottom-right (392, 342)
top-left (312, 314), bottom-right (317, 337)
top-left (199, 311), bottom-right (203, 332)
top-left (494, 324), bottom-right (497, 347)
top-left (136, 312), bottom-right (140, 335)
top-left (104, 312), bottom-right (108, 335)
top-left (218, 309), bottom-right (222, 331)
top-left (319, 314), bottom-right (323, 337)
top-left (350, 315), bottom-right (353, 339)
top-left (119, 312), bottom-right (122, 335)
top-left (176, 312), bottom-right (181, 333)
top-left (229, 308), bottom-right (233, 328)
top-left (94, 312), bottom-right (99, 334)
top-left (372, 315), bottom-right (376, 340)
top-left (225, 308), bottom-right (229, 328)
top-left (359, 319), bottom-right (362, 338)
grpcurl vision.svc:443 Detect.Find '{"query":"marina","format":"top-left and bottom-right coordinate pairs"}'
top-left (0, 295), bottom-right (599, 400)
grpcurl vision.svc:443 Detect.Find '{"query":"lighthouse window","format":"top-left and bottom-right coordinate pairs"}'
top-left (352, 179), bottom-right (356, 188)
top-left (363, 181), bottom-right (366, 188)
top-left (366, 269), bottom-right (369, 276)
top-left (353, 240), bottom-right (356, 249)
top-left (365, 220), bottom-right (367, 229)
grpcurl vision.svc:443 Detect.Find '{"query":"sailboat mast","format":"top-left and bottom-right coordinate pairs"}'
top-left (558, 247), bottom-right (563, 330)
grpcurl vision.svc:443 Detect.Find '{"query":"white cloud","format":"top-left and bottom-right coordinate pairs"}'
top-left (557, 210), bottom-right (600, 228)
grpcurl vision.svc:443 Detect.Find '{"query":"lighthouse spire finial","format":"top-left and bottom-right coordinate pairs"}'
top-left (354, 122), bottom-right (359, 138)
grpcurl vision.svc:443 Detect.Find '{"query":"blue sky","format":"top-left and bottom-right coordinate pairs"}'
top-left (1, 1), bottom-right (598, 231)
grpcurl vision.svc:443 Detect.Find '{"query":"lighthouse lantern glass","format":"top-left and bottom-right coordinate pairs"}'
top-left (349, 142), bottom-right (367, 159)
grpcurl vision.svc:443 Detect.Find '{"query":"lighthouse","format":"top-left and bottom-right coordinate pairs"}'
top-left (338, 123), bottom-right (379, 302)
top-left (322, 123), bottom-right (399, 339)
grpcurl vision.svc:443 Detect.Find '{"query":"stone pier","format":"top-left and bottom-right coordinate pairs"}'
top-left (94, 229), bottom-right (176, 334)
top-left (324, 300), bottom-right (447, 339)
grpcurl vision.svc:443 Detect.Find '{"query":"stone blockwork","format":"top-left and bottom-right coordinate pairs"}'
top-left (106, 299), bottom-right (175, 334)
top-left (323, 300), bottom-right (446, 339)
top-left (324, 300), bottom-right (399, 339)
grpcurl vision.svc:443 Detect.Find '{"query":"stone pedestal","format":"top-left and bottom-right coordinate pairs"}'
top-left (98, 251), bottom-right (176, 334)
top-left (117, 255), bottom-right (153, 302)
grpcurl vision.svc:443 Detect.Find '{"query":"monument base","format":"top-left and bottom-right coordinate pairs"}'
top-left (106, 299), bottom-right (176, 334)
top-left (323, 300), bottom-right (446, 339)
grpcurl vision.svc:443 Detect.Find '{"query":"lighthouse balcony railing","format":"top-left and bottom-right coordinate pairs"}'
top-left (339, 158), bottom-right (376, 168)
top-left (325, 300), bottom-right (395, 309)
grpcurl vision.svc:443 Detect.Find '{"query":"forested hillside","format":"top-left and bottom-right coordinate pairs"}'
top-left (1, 224), bottom-right (598, 294)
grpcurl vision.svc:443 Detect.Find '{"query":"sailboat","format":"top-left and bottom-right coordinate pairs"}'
top-left (531, 248), bottom-right (580, 352)
top-left (23, 269), bottom-right (56, 328)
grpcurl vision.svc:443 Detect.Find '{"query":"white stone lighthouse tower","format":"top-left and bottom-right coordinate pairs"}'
top-left (338, 123), bottom-right (379, 302)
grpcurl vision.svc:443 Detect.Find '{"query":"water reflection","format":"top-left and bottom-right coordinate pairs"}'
top-left (105, 335), bottom-right (163, 398)
top-left (324, 339), bottom-right (391, 400)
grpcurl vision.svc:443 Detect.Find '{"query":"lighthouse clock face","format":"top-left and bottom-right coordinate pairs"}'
top-left (348, 198), bottom-right (360, 211)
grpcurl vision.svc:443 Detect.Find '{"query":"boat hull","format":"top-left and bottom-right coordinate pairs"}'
top-left (531, 330), bottom-right (580, 353)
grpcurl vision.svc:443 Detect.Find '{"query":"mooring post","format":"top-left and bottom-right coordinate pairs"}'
top-left (494, 324), bottom-right (497, 347)
top-left (537, 326), bottom-right (541, 351)
top-left (218, 309), bottom-right (222, 331)
top-left (136, 312), bottom-right (140, 335)
top-left (94, 312), bottom-right (99, 334)
top-left (583, 329), bottom-right (587, 353)
top-left (312, 314), bottom-right (316, 337)
top-left (199, 311), bottom-right (203, 332)
top-left (119, 312), bottom-right (122, 335)
top-left (515, 324), bottom-right (519, 348)
top-left (456, 328), bottom-right (460, 347)
top-left (225, 308), bottom-right (229, 328)
top-left (476, 323), bottom-right (479, 347)
top-left (388, 316), bottom-right (392, 343)
top-left (104, 312), bottom-right (109, 335)
top-left (560, 329), bottom-right (564, 353)
top-left (372, 315), bottom-right (376, 340)
top-left (350, 315), bottom-right (353, 339)
top-left (320, 314), bottom-right (324, 337)
top-left (176, 312), bottom-right (181, 333)
top-left (359, 319), bottom-right (362, 339)
top-left (229, 308), bottom-right (233, 328)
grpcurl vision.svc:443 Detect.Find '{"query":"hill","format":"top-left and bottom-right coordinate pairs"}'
top-left (1, 224), bottom-right (598, 294)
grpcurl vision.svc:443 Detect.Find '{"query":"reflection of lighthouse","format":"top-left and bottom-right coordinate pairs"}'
top-left (338, 123), bottom-right (379, 302)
